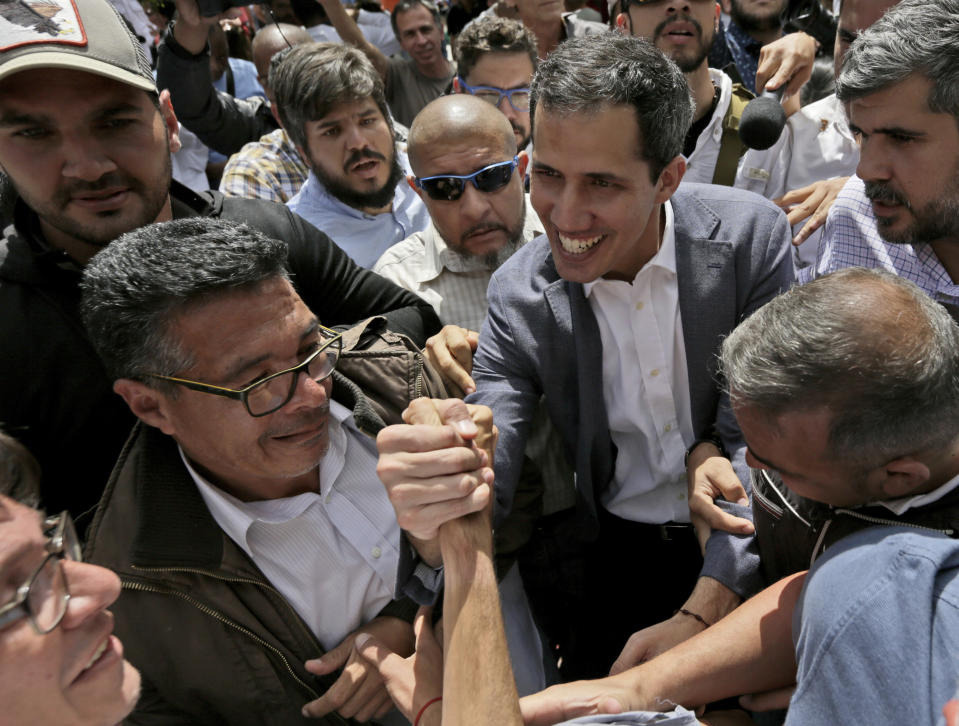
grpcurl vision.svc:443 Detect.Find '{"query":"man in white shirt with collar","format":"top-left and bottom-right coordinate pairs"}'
top-left (81, 217), bottom-right (423, 725)
top-left (377, 34), bottom-right (794, 680)
top-left (278, 43), bottom-right (430, 269)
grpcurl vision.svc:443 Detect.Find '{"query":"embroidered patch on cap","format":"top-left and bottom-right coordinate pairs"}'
top-left (1, 0), bottom-right (86, 51)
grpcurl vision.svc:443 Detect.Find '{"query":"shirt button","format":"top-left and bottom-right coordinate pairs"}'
top-left (635, 301), bottom-right (644, 311)
top-left (371, 546), bottom-right (382, 559)
top-left (664, 423), bottom-right (672, 432)
top-left (650, 368), bottom-right (660, 377)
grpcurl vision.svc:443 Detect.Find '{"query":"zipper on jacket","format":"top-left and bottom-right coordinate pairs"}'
top-left (833, 507), bottom-right (955, 536)
top-left (130, 564), bottom-right (321, 650)
top-left (122, 578), bottom-right (323, 704)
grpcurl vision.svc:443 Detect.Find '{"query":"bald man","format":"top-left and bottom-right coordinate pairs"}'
top-left (374, 95), bottom-right (537, 332)
top-left (219, 25), bottom-right (315, 203)
top-left (374, 96), bottom-right (567, 698)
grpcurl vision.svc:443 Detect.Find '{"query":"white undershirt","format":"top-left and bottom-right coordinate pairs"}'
top-left (183, 401), bottom-right (399, 651)
top-left (585, 201), bottom-right (695, 524)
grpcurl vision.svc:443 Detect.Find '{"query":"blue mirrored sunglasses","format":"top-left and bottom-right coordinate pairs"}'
top-left (414, 157), bottom-right (520, 201)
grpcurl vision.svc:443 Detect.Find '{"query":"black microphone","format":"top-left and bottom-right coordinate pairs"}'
top-left (738, 87), bottom-right (787, 150)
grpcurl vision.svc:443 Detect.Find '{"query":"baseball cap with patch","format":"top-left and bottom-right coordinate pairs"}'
top-left (0, 0), bottom-right (156, 92)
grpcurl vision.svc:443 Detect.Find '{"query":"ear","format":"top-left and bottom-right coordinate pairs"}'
top-left (871, 456), bottom-right (932, 500)
top-left (517, 150), bottom-right (529, 177)
top-left (452, 76), bottom-right (463, 93)
top-left (615, 12), bottom-right (629, 33)
top-left (158, 89), bottom-right (182, 155)
top-left (113, 379), bottom-right (179, 436)
top-left (654, 155), bottom-right (686, 204)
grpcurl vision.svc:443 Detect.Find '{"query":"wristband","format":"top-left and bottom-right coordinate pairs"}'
top-left (675, 607), bottom-right (711, 629)
top-left (414, 696), bottom-right (442, 726)
top-left (683, 436), bottom-right (728, 468)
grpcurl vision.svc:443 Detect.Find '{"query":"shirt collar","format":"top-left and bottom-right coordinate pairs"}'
top-left (879, 470), bottom-right (959, 516)
top-left (181, 400), bottom-right (356, 553)
top-left (583, 200), bottom-right (676, 295)
top-left (726, 18), bottom-right (764, 53)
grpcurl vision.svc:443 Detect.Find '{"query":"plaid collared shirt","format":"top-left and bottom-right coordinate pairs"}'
top-left (802, 175), bottom-right (959, 306)
top-left (219, 128), bottom-right (309, 204)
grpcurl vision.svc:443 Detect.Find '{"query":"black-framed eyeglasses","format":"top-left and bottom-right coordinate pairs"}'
top-left (457, 77), bottom-right (531, 112)
top-left (145, 326), bottom-right (344, 417)
top-left (0, 512), bottom-right (81, 635)
top-left (414, 157), bottom-right (520, 202)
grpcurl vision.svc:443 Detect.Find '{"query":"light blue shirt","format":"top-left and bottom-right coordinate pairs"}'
top-left (288, 151), bottom-right (430, 268)
top-left (787, 527), bottom-right (959, 726)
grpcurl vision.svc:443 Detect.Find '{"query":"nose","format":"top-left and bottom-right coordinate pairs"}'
top-left (61, 142), bottom-right (118, 182)
top-left (458, 181), bottom-right (493, 221)
top-left (58, 560), bottom-right (121, 630)
top-left (287, 369), bottom-right (330, 412)
top-left (343, 122), bottom-right (368, 152)
top-left (548, 182), bottom-right (593, 232)
top-left (855, 138), bottom-right (891, 183)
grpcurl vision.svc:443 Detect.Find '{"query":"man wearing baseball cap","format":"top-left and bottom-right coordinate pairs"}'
top-left (0, 0), bottom-right (439, 531)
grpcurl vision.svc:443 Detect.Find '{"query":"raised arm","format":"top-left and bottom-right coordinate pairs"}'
top-left (317, 0), bottom-right (391, 80)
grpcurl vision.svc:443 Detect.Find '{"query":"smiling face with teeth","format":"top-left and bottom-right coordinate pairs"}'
top-left (530, 104), bottom-right (685, 283)
top-left (0, 497), bottom-right (141, 725)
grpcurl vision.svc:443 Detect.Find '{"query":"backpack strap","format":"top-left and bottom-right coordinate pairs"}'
top-left (711, 83), bottom-right (754, 187)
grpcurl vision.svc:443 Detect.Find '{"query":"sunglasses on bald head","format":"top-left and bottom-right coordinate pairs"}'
top-left (414, 157), bottom-right (520, 201)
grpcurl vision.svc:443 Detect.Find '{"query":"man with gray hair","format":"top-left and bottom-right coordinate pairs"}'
top-left (81, 217), bottom-right (428, 725)
top-left (518, 266), bottom-right (959, 724)
top-left (278, 43), bottom-right (431, 268)
top-left (377, 33), bottom-right (793, 679)
top-left (804, 0), bottom-right (959, 317)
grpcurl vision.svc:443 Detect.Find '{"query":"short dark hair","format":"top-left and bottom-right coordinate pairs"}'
top-left (720, 267), bottom-right (959, 467)
top-left (0, 431), bottom-right (41, 508)
top-left (455, 17), bottom-right (538, 79)
top-left (836, 0), bottom-right (959, 121)
top-left (390, 0), bottom-right (442, 37)
top-left (271, 42), bottom-right (391, 157)
top-left (529, 34), bottom-right (693, 181)
top-left (80, 218), bottom-right (290, 390)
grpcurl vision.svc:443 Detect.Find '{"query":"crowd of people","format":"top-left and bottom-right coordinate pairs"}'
top-left (1, 0), bottom-right (958, 723)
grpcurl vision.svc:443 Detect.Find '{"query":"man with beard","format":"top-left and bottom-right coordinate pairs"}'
top-left (0, 0), bottom-right (440, 533)
top-left (804, 0), bottom-right (959, 317)
top-left (616, 0), bottom-right (754, 185)
top-left (373, 94), bottom-right (552, 698)
top-left (453, 17), bottom-right (539, 154)
top-left (709, 0), bottom-right (788, 93)
top-left (374, 95), bottom-right (537, 332)
top-left (278, 43), bottom-right (431, 269)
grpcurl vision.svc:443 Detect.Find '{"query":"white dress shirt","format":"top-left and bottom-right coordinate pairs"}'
top-left (585, 201), bottom-right (695, 524)
top-left (681, 68), bottom-right (739, 185)
top-left (183, 401), bottom-right (399, 651)
top-left (735, 93), bottom-right (860, 269)
top-left (373, 195), bottom-right (543, 332)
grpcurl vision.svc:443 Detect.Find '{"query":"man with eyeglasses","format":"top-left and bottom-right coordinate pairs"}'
top-left (453, 17), bottom-right (539, 153)
top-left (78, 216), bottom-right (433, 725)
top-left (0, 431), bottom-right (142, 726)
